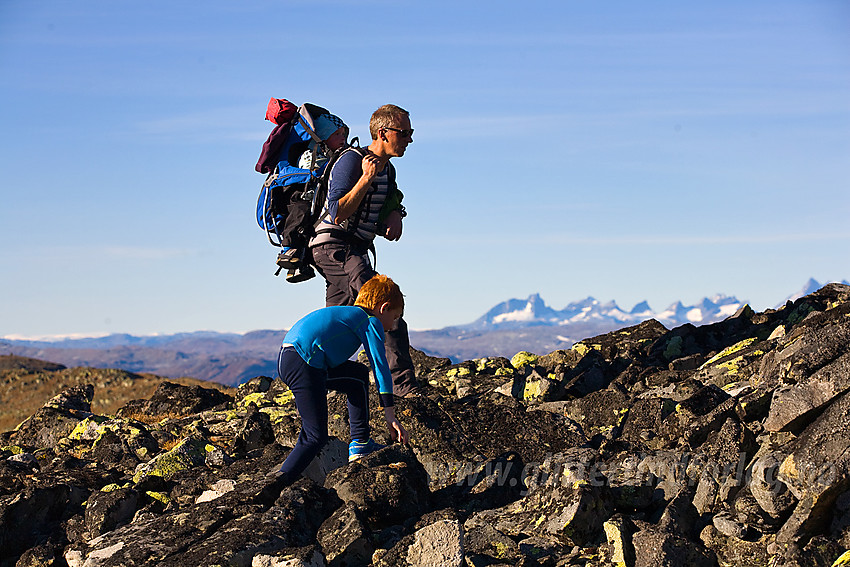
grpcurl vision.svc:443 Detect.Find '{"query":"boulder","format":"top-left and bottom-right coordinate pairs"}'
top-left (117, 381), bottom-right (232, 420)
top-left (7, 385), bottom-right (94, 450)
top-left (777, 389), bottom-right (850, 543)
top-left (324, 444), bottom-right (430, 529)
top-left (316, 503), bottom-right (372, 567)
top-left (632, 526), bottom-right (717, 567)
top-left (764, 350), bottom-right (850, 433)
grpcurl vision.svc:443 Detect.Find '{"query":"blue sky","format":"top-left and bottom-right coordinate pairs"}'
top-left (1, 0), bottom-right (848, 338)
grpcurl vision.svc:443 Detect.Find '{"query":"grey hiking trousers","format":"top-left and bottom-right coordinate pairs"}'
top-left (311, 241), bottom-right (420, 397)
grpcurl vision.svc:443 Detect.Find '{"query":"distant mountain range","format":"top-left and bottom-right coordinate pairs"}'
top-left (1, 278), bottom-right (846, 386)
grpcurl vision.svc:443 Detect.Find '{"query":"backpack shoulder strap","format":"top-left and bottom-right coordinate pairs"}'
top-left (310, 142), bottom-right (366, 231)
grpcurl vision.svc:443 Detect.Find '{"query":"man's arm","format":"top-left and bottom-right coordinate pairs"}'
top-left (334, 154), bottom-right (381, 223)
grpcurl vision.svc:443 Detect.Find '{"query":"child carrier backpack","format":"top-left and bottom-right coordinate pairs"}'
top-left (254, 98), bottom-right (357, 281)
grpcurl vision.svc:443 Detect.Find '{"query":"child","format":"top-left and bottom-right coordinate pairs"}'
top-left (277, 112), bottom-right (349, 283)
top-left (273, 274), bottom-right (410, 484)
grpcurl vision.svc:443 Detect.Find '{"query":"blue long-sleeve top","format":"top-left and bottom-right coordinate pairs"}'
top-left (283, 306), bottom-right (395, 407)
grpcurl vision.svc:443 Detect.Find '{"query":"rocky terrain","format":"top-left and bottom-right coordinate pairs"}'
top-left (2, 283), bottom-right (850, 566)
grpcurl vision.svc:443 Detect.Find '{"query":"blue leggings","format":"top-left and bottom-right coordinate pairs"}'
top-left (276, 346), bottom-right (371, 482)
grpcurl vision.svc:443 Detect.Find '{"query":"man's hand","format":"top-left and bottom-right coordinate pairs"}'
top-left (384, 406), bottom-right (410, 444)
top-left (361, 153), bottom-right (380, 183)
top-left (383, 209), bottom-right (404, 241)
top-left (336, 153), bottom-right (382, 223)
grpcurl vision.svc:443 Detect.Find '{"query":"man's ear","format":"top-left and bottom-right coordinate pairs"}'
top-left (378, 301), bottom-right (391, 315)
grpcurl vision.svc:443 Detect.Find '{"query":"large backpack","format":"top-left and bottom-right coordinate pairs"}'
top-left (255, 98), bottom-right (334, 247)
top-left (255, 98), bottom-right (362, 282)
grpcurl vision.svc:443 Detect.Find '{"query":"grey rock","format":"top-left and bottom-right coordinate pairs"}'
top-left (85, 486), bottom-right (139, 538)
top-left (405, 518), bottom-right (464, 567)
top-left (764, 350), bottom-right (850, 433)
top-left (632, 526), bottom-right (716, 567)
top-left (749, 451), bottom-right (796, 518)
top-left (316, 503), bottom-right (372, 567)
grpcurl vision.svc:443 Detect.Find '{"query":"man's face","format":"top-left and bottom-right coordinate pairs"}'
top-left (383, 115), bottom-right (413, 157)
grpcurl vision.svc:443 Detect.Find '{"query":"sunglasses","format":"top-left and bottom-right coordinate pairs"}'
top-left (383, 127), bottom-right (414, 138)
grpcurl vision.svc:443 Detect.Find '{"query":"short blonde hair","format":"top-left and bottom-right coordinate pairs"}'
top-left (355, 274), bottom-right (404, 311)
top-left (369, 104), bottom-right (409, 140)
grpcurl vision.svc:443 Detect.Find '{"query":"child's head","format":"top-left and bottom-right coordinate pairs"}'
top-left (314, 113), bottom-right (348, 151)
top-left (355, 274), bottom-right (404, 312)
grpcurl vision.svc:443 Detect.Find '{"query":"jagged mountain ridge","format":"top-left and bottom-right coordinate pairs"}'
top-left (466, 292), bottom-right (743, 330)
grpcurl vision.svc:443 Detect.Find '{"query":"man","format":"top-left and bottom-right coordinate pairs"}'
top-left (309, 104), bottom-right (420, 397)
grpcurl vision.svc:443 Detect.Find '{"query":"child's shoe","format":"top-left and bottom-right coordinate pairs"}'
top-left (348, 438), bottom-right (385, 462)
top-left (276, 247), bottom-right (300, 269)
top-left (286, 264), bottom-right (315, 283)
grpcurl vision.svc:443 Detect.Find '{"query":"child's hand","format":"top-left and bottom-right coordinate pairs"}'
top-left (384, 406), bottom-right (410, 444)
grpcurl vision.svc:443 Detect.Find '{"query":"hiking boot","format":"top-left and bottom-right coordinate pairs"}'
top-left (348, 438), bottom-right (385, 462)
top-left (286, 264), bottom-right (315, 283)
top-left (276, 247), bottom-right (300, 269)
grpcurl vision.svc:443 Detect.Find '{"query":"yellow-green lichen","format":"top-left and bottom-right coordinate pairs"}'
top-left (511, 351), bottom-right (539, 369)
top-left (492, 541), bottom-right (511, 558)
top-left (523, 380), bottom-right (543, 401)
top-left (238, 392), bottom-right (270, 409)
top-left (714, 356), bottom-right (744, 376)
top-left (571, 343), bottom-right (601, 358)
top-left (702, 337), bottom-right (758, 367)
top-left (613, 407), bottom-right (629, 426)
top-left (67, 415), bottom-right (109, 441)
top-left (132, 437), bottom-right (210, 484)
top-left (447, 367), bottom-right (471, 378)
top-left (832, 549), bottom-right (850, 566)
top-left (146, 491), bottom-right (170, 506)
top-left (259, 407), bottom-right (294, 425)
top-left (603, 519), bottom-right (629, 566)
top-left (273, 390), bottom-right (294, 406)
top-left (533, 514), bottom-right (548, 528)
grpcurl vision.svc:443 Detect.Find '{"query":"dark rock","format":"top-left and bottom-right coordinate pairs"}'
top-left (750, 451), bottom-right (797, 518)
top-left (550, 386), bottom-right (631, 447)
top-left (316, 503), bottom-right (373, 567)
top-left (7, 385), bottom-right (94, 450)
top-left (0, 483), bottom-right (88, 561)
top-left (776, 389), bottom-right (850, 543)
top-left (632, 525), bottom-right (717, 567)
top-left (470, 449), bottom-right (614, 547)
top-left (764, 350), bottom-right (850, 433)
top-left (462, 518), bottom-right (521, 566)
top-left (325, 444), bottom-right (430, 529)
top-left (232, 405), bottom-right (276, 456)
top-left (84, 486), bottom-right (139, 538)
top-left (117, 381), bottom-right (232, 420)
top-left (699, 524), bottom-right (772, 567)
